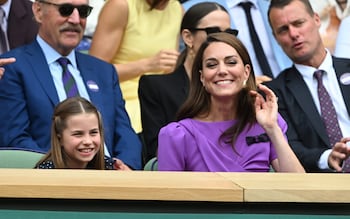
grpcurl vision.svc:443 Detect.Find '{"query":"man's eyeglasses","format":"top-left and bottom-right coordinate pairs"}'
top-left (37, 0), bottom-right (93, 18)
top-left (190, 27), bottom-right (239, 36)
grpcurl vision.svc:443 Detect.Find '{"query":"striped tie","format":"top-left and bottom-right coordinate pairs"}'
top-left (57, 57), bottom-right (79, 98)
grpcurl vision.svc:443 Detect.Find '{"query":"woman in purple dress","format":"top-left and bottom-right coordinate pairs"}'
top-left (158, 32), bottom-right (305, 172)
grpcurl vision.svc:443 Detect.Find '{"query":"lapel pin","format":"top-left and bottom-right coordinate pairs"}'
top-left (87, 80), bottom-right (99, 92)
top-left (340, 73), bottom-right (350, 85)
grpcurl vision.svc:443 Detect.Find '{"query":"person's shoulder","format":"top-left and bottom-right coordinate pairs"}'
top-left (265, 67), bottom-right (294, 88)
top-left (168, 0), bottom-right (182, 8)
top-left (333, 56), bottom-right (350, 64)
top-left (0, 42), bottom-right (33, 61)
top-left (106, 0), bottom-right (128, 8)
top-left (139, 74), bottom-right (162, 91)
top-left (140, 72), bottom-right (179, 84)
top-left (159, 119), bottom-right (194, 140)
top-left (168, 118), bottom-right (199, 133)
top-left (11, 0), bottom-right (33, 8)
top-left (333, 56), bottom-right (350, 74)
top-left (140, 74), bottom-right (165, 83)
top-left (140, 67), bottom-right (186, 88)
top-left (160, 119), bottom-right (189, 132)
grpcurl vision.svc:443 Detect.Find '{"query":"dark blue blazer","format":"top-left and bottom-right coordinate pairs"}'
top-left (265, 57), bottom-right (350, 172)
top-left (0, 40), bottom-right (142, 169)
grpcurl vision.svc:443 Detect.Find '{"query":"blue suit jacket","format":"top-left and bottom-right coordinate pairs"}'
top-left (0, 40), bottom-right (142, 169)
top-left (183, 0), bottom-right (291, 74)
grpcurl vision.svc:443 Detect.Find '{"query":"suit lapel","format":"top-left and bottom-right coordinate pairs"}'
top-left (26, 41), bottom-right (59, 105)
top-left (75, 53), bottom-right (103, 107)
top-left (286, 67), bottom-right (329, 144)
top-left (9, 0), bottom-right (26, 20)
top-left (334, 57), bottom-right (350, 117)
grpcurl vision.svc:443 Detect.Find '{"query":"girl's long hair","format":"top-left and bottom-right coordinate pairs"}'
top-left (36, 97), bottom-right (106, 169)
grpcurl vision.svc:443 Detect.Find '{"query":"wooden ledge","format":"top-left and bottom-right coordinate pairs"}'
top-left (0, 169), bottom-right (242, 202)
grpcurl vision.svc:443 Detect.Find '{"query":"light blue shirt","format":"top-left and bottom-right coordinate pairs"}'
top-left (36, 36), bottom-right (91, 101)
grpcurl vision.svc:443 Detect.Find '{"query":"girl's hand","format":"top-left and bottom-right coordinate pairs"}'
top-left (113, 158), bottom-right (132, 171)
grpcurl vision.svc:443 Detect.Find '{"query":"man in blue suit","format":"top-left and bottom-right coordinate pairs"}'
top-left (183, 0), bottom-right (292, 83)
top-left (0, 0), bottom-right (142, 170)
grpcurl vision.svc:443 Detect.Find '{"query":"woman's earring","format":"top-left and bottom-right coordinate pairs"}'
top-left (243, 80), bottom-right (247, 87)
top-left (189, 45), bottom-right (195, 59)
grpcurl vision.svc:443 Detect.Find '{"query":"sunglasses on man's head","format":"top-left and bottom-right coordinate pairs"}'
top-left (37, 0), bottom-right (93, 18)
top-left (190, 27), bottom-right (239, 36)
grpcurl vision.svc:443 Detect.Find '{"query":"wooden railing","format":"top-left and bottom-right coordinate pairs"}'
top-left (0, 169), bottom-right (349, 203)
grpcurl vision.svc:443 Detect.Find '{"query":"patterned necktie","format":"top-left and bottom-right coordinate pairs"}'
top-left (0, 8), bottom-right (9, 54)
top-left (314, 70), bottom-right (350, 172)
top-left (57, 57), bottom-right (79, 98)
top-left (314, 70), bottom-right (342, 146)
top-left (239, 2), bottom-right (273, 78)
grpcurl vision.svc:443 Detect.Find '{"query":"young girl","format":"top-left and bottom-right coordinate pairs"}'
top-left (36, 97), bottom-right (114, 169)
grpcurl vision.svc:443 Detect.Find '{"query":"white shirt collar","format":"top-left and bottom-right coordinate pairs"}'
top-left (295, 49), bottom-right (333, 80)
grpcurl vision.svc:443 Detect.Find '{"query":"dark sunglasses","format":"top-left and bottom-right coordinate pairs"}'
top-left (190, 27), bottom-right (239, 36)
top-left (38, 0), bottom-right (93, 18)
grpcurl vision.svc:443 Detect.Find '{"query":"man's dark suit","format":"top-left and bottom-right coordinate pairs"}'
top-left (266, 57), bottom-right (350, 172)
top-left (139, 65), bottom-right (189, 162)
top-left (0, 40), bottom-right (142, 169)
top-left (7, 0), bottom-right (38, 50)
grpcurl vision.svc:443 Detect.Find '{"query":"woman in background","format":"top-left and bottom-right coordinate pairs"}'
top-left (89, 0), bottom-right (183, 133)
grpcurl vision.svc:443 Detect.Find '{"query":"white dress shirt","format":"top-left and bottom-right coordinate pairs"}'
top-left (296, 50), bottom-right (350, 169)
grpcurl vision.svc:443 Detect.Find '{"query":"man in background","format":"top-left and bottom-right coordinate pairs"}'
top-left (0, 0), bottom-right (38, 54)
